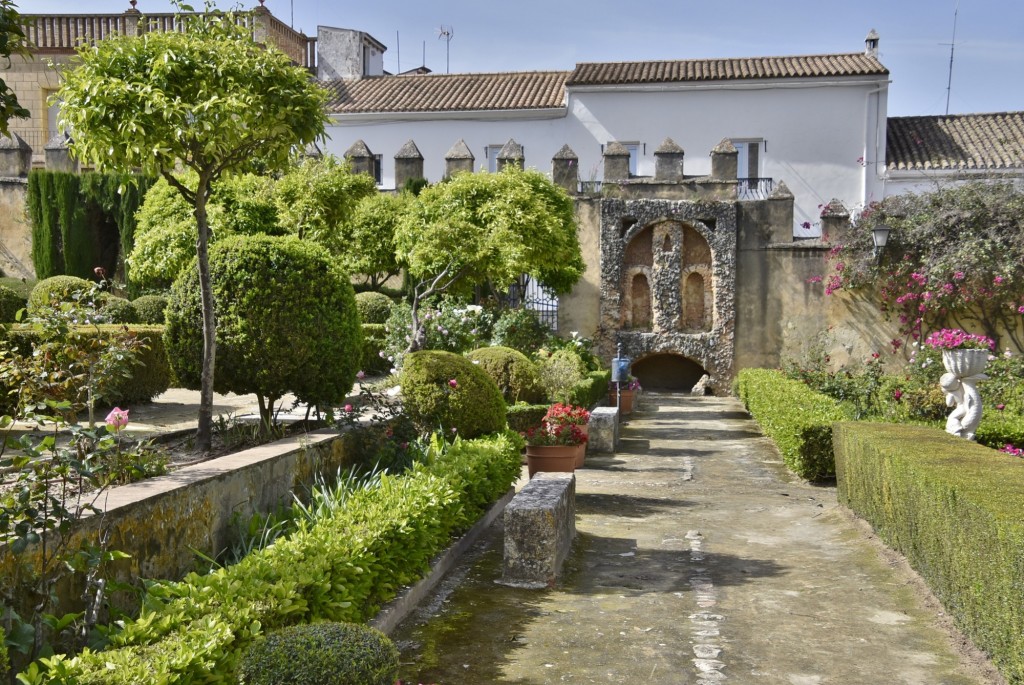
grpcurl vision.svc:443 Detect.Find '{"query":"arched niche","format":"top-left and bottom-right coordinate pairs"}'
top-left (632, 354), bottom-right (708, 391)
top-left (682, 225), bottom-right (712, 267)
top-left (629, 273), bottom-right (652, 330)
top-left (683, 271), bottom-right (707, 331)
top-left (624, 225), bottom-right (653, 268)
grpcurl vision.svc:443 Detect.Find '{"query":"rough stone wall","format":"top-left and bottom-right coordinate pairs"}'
top-left (597, 198), bottom-right (737, 392)
top-left (0, 180), bottom-right (34, 278)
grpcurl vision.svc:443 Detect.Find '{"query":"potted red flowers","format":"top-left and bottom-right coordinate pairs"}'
top-left (542, 403), bottom-right (591, 467)
top-left (522, 423), bottom-right (588, 477)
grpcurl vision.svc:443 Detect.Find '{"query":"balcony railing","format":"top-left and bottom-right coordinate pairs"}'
top-left (737, 177), bottom-right (774, 200)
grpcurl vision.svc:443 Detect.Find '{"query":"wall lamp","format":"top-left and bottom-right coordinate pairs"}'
top-left (871, 224), bottom-right (891, 260)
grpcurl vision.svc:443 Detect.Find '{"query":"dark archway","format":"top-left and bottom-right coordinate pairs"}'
top-left (631, 353), bottom-right (707, 391)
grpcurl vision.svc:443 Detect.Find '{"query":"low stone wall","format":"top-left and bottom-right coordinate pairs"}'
top-left (588, 406), bottom-right (619, 452)
top-left (501, 472), bottom-right (576, 588)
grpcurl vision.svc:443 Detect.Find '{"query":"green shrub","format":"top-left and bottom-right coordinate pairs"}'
top-left (976, 411), bottom-right (1024, 451)
top-left (26, 275), bottom-right (94, 314)
top-left (164, 235), bottom-right (361, 425)
top-left (0, 285), bottom-right (26, 323)
top-left (467, 346), bottom-right (545, 404)
top-left (35, 432), bottom-right (522, 684)
top-left (239, 622), bottom-right (399, 685)
top-left (737, 368), bottom-right (849, 480)
top-left (132, 294), bottom-right (169, 324)
top-left (565, 369), bottom-right (612, 408)
top-left (538, 348), bottom-right (588, 404)
top-left (0, 625), bottom-right (8, 684)
top-left (400, 350), bottom-right (506, 439)
top-left (834, 423), bottom-right (1024, 684)
top-left (491, 307), bottom-right (549, 355)
top-left (506, 403), bottom-right (549, 433)
top-left (97, 294), bottom-right (138, 324)
top-left (360, 323), bottom-right (390, 375)
top-left (354, 291), bottom-right (394, 324)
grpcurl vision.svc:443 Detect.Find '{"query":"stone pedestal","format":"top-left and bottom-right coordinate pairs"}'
top-left (496, 138), bottom-right (524, 171)
top-left (710, 138), bottom-right (738, 180)
top-left (654, 138), bottom-right (685, 181)
top-left (501, 473), bottom-right (576, 588)
top-left (552, 144), bottom-right (578, 193)
top-left (588, 406), bottom-right (619, 452)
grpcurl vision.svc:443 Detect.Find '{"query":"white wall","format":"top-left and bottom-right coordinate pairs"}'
top-left (324, 74), bottom-right (889, 237)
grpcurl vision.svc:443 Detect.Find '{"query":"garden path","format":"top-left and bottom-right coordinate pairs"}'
top-left (392, 392), bottom-right (1003, 684)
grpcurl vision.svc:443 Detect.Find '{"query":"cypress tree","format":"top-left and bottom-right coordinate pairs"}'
top-left (26, 170), bottom-right (63, 279)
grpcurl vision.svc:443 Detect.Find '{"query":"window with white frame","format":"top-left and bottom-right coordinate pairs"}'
top-left (624, 142), bottom-right (640, 176)
top-left (486, 145), bottom-right (503, 173)
top-left (731, 139), bottom-right (762, 179)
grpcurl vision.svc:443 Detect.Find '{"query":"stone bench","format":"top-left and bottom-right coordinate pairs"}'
top-left (588, 406), bottom-right (619, 452)
top-left (500, 472), bottom-right (576, 588)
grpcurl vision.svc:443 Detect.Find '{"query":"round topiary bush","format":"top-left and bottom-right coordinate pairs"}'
top-left (27, 275), bottom-right (94, 314)
top-left (467, 346), bottom-right (545, 404)
top-left (164, 235), bottom-right (362, 425)
top-left (400, 350), bottom-right (506, 439)
top-left (539, 348), bottom-right (588, 404)
top-left (491, 307), bottom-right (549, 355)
top-left (354, 291), bottom-right (394, 324)
top-left (96, 294), bottom-right (138, 324)
top-left (132, 294), bottom-right (169, 325)
top-left (0, 285), bottom-right (26, 323)
top-left (238, 621), bottom-right (399, 685)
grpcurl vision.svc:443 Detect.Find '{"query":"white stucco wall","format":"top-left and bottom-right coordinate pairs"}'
top-left (324, 74), bottom-right (888, 237)
top-left (884, 169), bottom-right (1024, 199)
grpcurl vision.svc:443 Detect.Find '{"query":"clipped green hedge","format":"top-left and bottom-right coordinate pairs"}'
top-left (360, 323), bottom-right (390, 375)
top-left (466, 346), bottom-right (545, 404)
top-left (834, 423), bottom-right (1024, 684)
top-left (737, 368), bottom-right (849, 480)
top-left (354, 291), bottom-right (394, 325)
top-left (400, 350), bottom-right (506, 439)
top-left (975, 412), bottom-right (1024, 451)
top-left (132, 295), bottom-right (169, 325)
top-left (32, 432), bottom-right (523, 684)
top-left (506, 403), bottom-right (549, 433)
top-left (566, 369), bottom-right (611, 408)
top-left (0, 285), bottom-right (26, 323)
top-left (4, 325), bottom-right (170, 406)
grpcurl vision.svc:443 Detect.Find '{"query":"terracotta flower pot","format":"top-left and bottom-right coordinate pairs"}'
top-left (941, 349), bottom-right (989, 377)
top-left (608, 389), bottom-right (635, 415)
top-left (525, 444), bottom-right (578, 478)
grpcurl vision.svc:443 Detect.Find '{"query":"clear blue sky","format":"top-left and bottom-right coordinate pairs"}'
top-left (25, 0), bottom-right (1024, 117)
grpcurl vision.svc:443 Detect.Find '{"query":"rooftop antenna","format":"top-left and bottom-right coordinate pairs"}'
top-left (437, 25), bottom-right (453, 74)
top-left (942, 1), bottom-right (959, 115)
top-left (396, 31), bottom-right (400, 73)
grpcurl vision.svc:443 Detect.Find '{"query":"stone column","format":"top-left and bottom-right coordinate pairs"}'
top-left (444, 139), bottom-right (475, 177)
top-left (394, 139), bottom-right (425, 189)
top-left (496, 138), bottom-right (524, 171)
top-left (767, 181), bottom-right (795, 243)
top-left (710, 138), bottom-right (738, 180)
top-left (44, 134), bottom-right (78, 173)
top-left (820, 198), bottom-right (850, 244)
top-left (123, 3), bottom-right (141, 37)
top-left (551, 144), bottom-right (578, 194)
top-left (603, 141), bottom-right (630, 182)
top-left (251, 4), bottom-right (271, 45)
top-left (344, 140), bottom-right (375, 178)
top-left (0, 133), bottom-right (32, 177)
top-left (654, 138), bottom-right (685, 181)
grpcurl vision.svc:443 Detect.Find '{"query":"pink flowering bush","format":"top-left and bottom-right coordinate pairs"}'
top-left (922, 328), bottom-right (995, 351)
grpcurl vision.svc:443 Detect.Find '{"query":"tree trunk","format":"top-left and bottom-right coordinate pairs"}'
top-left (195, 174), bottom-right (217, 453)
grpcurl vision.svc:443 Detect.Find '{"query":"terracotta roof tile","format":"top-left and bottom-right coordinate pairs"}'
top-left (323, 71), bottom-right (569, 114)
top-left (886, 112), bottom-right (1024, 171)
top-left (566, 52), bottom-right (887, 85)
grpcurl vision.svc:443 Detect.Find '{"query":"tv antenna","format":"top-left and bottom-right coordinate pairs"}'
top-left (437, 25), bottom-right (453, 74)
top-left (941, 1), bottom-right (959, 115)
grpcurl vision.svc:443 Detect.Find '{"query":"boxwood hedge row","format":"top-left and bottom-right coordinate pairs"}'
top-left (30, 431), bottom-right (523, 684)
top-left (834, 423), bottom-right (1024, 684)
top-left (736, 368), bottom-right (849, 480)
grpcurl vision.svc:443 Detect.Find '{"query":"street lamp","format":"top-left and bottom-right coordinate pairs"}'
top-left (871, 223), bottom-right (891, 260)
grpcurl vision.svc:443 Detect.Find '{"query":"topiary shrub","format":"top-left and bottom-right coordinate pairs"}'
top-left (491, 307), bottom-right (549, 355)
top-left (565, 369), bottom-right (612, 408)
top-left (467, 346), bottom-right (545, 404)
top-left (400, 350), bottom-right (506, 439)
top-left (132, 294), bottom-right (169, 324)
top-left (238, 621), bottom-right (399, 685)
top-left (27, 275), bottom-right (94, 314)
top-left (538, 348), bottom-right (588, 404)
top-left (165, 235), bottom-right (361, 426)
top-left (354, 291), bottom-right (394, 324)
top-left (360, 323), bottom-right (390, 375)
top-left (0, 285), bottom-right (26, 323)
top-left (97, 294), bottom-right (138, 324)
top-left (506, 403), bottom-right (549, 433)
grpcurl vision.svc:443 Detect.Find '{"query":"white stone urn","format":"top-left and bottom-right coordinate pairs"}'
top-left (938, 349), bottom-right (989, 441)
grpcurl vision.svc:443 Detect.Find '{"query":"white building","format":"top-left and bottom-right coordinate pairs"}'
top-left (321, 32), bottom-right (891, 237)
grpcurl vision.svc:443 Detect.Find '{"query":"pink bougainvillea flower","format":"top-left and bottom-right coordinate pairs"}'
top-left (448, 379), bottom-right (458, 389)
top-left (105, 407), bottom-right (129, 432)
top-left (344, 404), bottom-right (353, 413)
top-left (356, 370), bottom-right (366, 380)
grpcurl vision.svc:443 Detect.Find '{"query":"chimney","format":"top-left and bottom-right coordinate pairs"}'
top-left (603, 141), bottom-right (630, 182)
top-left (865, 29), bottom-right (879, 58)
top-left (496, 138), bottom-right (524, 171)
top-left (394, 139), bottom-right (425, 189)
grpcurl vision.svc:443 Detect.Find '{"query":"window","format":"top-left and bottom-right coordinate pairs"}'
top-left (373, 154), bottom-right (383, 185)
top-left (731, 139), bottom-right (762, 179)
top-left (45, 90), bottom-right (62, 138)
top-left (486, 145), bottom-right (503, 173)
top-left (624, 143), bottom-right (640, 176)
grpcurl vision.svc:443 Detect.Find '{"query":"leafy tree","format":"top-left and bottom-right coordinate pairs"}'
top-left (825, 181), bottom-right (1024, 350)
top-left (273, 156), bottom-right (377, 252)
top-left (344, 192), bottom-right (409, 289)
top-left (0, 0), bottom-right (29, 137)
top-left (57, 6), bottom-right (327, 450)
top-left (396, 167), bottom-right (583, 352)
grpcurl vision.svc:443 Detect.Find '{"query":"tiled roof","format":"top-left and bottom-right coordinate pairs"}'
top-left (323, 71), bottom-right (569, 114)
top-left (566, 53), bottom-right (888, 85)
top-left (886, 112), bottom-right (1024, 171)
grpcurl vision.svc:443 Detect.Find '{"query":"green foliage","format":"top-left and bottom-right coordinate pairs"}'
top-left (383, 300), bottom-right (486, 367)
top-left (0, 625), bottom-right (8, 683)
top-left (0, 0), bottom-right (29, 137)
top-left (505, 403), bottom-right (549, 433)
top-left (30, 432), bottom-right (523, 684)
top-left (737, 368), bottom-right (849, 480)
top-left (354, 291), bottom-right (394, 324)
top-left (164, 235), bottom-right (361, 425)
top-left (360, 324), bottom-right (390, 375)
top-left (834, 423), bottom-right (1024, 684)
top-left (26, 171), bottom-right (65, 280)
top-left (239, 622), bottom-right (399, 685)
top-left (131, 294), bottom-right (168, 325)
top-left (826, 181), bottom-right (1024, 348)
top-left (466, 346), bottom-right (545, 404)
top-left (402, 177), bottom-right (428, 196)
top-left (538, 348), bottom-right (588, 404)
top-left (0, 284), bottom-right (25, 322)
top-left (976, 412), bottom-right (1024, 451)
top-left (565, 369), bottom-right (612, 408)
top-left (342, 192), bottom-right (409, 288)
top-left (491, 307), bottom-right (549, 355)
top-left (96, 294), bottom-right (138, 324)
top-left (26, 276), bottom-right (93, 315)
top-left (399, 350), bottom-right (506, 439)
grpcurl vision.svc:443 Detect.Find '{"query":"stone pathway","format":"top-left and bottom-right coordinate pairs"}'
top-left (392, 393), bottom-right (1002, 684)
